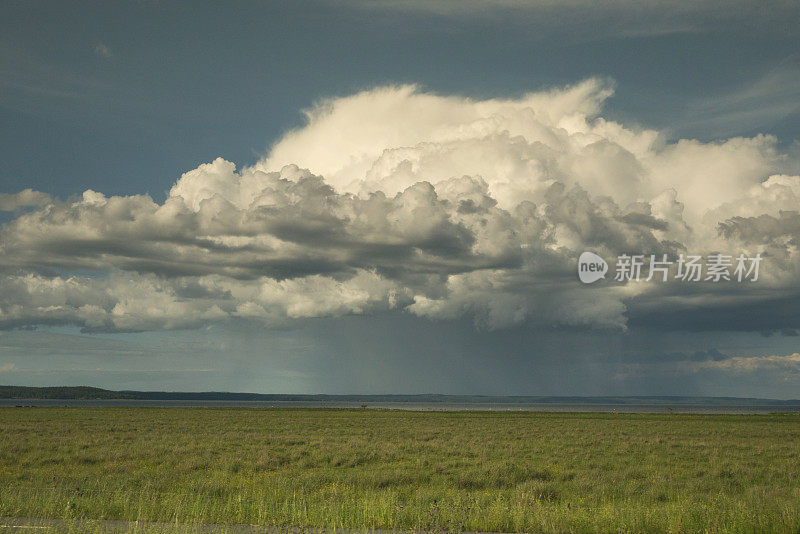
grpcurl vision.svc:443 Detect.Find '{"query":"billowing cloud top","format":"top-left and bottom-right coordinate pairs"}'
top-left (1, 79), bottom-right (798, 332)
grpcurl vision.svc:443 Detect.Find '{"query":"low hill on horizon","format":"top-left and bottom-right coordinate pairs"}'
top-left (2, 385), bottom-right (800, 405)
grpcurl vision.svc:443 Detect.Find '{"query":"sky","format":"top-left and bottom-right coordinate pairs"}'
top-left (1, 0), bottom-right (800, 397)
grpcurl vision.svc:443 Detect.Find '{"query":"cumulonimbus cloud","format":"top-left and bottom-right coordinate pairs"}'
top-left (1, 79), bottom-right (798, 332)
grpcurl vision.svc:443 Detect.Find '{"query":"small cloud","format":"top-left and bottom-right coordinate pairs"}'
top-left (93, 43), bottom-right (113, 59)
top-left (0, 189), bottom-right (51, 211)
top-left (691, 353), bottom-right (800, 373)
top-left (0, 363), bottom-right (16, 373)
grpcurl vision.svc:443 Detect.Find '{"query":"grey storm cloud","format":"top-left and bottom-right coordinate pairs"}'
top-left (719, 211), bottom-right (800, 248)
top-left (1, 80), bottom-right (799, 333)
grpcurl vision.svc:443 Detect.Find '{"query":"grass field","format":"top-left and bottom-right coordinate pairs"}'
top-left (1, 408), bottom-right (800, 533)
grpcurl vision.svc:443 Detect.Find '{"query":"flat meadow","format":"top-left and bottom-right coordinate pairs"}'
top-left (1, 408), bottom-right (799, 533)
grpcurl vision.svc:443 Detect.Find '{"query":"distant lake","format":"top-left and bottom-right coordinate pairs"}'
top-left (2, 399), bottom-right (800, 413)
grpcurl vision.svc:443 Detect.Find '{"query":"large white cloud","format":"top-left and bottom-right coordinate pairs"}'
top-left (1, 79), bottom-right (798, 332)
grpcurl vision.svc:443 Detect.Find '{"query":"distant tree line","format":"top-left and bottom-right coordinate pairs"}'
top-left (0, 386), bottom-right (136, 399)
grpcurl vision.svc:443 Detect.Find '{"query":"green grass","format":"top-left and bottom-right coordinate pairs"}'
top-left (1, 408), bottom-right (800, 533)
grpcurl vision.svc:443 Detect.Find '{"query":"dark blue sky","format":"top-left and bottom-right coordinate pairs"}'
top-left (2, 1), bottom-right (798, 200)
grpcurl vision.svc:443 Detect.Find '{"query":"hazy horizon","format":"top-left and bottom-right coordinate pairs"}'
top-left (6, 384), bottom-right (800, 402)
